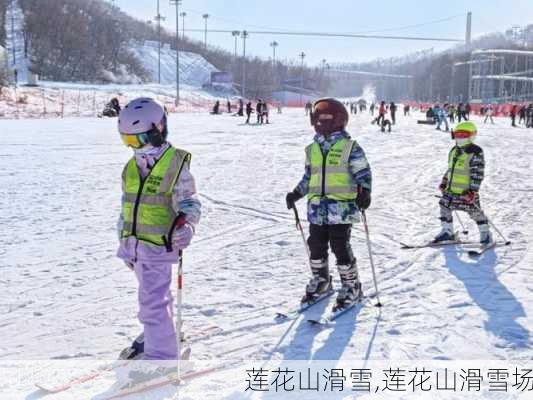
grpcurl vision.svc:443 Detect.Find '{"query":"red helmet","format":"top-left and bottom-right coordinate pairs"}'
top-left (310, 98), bottom-right (349, 135)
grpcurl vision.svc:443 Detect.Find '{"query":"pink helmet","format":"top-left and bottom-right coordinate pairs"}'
top-left (118, 97), bottom-right (167, 135)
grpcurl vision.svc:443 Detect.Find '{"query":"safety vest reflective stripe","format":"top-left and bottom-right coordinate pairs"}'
top-left (306, 139), bottom-right (357, 201)
top-left (122, 221), bottom-right (171, 235)
top-left (310, 165), bottom-right (349, 174)
top-left (308, 185), bottom-right (356, 194)
top-left (123, 193), bottom-right (171, 206)
top-left (447, 147), bottom-right (472, 195)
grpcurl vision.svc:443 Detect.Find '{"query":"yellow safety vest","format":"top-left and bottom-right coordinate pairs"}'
top-left (446, 146), bottom-right (472, 195)
top-left (306, 139), bottom-right (357, 201)
top-left (121, 146), bottom-right (191, 248)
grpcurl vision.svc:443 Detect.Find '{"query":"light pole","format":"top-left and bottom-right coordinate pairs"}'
top-left (179, 12), bottom-right (186, 39)
top-left (299, 52), bottom-right (306, 106)
top-left (270, 41), bottom-right (278, 87)
top-left (202, 14), bottom-right (209, 49)
top-left (321, 59), bottom-right (326, 92)
top-left (154, 0), bottom-right (166, 84)
top-left (231, 31), bottom-right (240, 59)
top-left (270, 41), bottom-right (278, 67)
top-left (170, 0), bottom-right (181, 106)
top-left (241, 30), bottom-right (248, 98)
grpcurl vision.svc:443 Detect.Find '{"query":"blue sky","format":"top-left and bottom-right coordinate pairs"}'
top-left (112, 0), bottom-right (532, 66)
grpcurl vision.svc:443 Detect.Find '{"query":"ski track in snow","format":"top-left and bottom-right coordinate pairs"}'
top-left (1, 109), bottom-right (532, 397)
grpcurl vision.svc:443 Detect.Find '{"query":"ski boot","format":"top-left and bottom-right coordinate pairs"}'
top-left (119, 333), bottom-right (144, 360)
top-left (432, 222), bottom-right (455, 243)
top-left (479, 224), bottom-right (493, 246)
top-left (301, 258), bottom-right (332, 304)
top-left (335, 261), bottom-right (363, 310)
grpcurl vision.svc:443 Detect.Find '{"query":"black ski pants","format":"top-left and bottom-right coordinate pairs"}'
top-left (308, 224), bottom-right (354, 265)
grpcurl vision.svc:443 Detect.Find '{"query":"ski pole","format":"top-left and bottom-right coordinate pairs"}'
top-left (471, 202), bottom-right (511, 246)
top-left (174, 213), bottom-right (187, 362)
top-left (453, 210), bottom-right (469, 235)
top-left (292, 206), bottom-right (311, 261)
top-left (361, 210), bottom-right (382, 307)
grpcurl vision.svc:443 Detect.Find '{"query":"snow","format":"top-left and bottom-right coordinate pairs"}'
top-left (130, 41), bottom-right (219, 86)
top-left (1, 108), bottom-right (532, 398)
top-left (0, 81), bottom-right (235, 119)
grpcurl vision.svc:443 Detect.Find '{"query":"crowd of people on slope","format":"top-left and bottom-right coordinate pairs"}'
top-left (510, 103), bottom-right (533, 128)
top-left (211, 98), bottom-right (280, 125)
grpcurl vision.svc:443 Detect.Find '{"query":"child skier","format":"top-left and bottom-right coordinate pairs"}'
top-left (433, 121), bottom-right (492, 245)
top-left (117, 98), bottom-right (201, 363)
top-left (285, 98), bottom-right (372, 309)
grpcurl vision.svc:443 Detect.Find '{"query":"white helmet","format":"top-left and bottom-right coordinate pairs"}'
top-left (118, 97), bottom-right (168, 148)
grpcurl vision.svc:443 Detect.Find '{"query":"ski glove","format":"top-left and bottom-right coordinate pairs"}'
top-left (356, 187), bottom-right (371, 210)
top-left (462, 190), bottom-right (477, 204)
top-left (286, 191), bottom-right (303, 210)
top-left (172, 222), bottom-right (194, 250)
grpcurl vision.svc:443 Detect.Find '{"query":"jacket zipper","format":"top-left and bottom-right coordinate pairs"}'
top-left (131, 176), bottom-right (146, 237)
top-left (321, 150), bottom-right (328, 197)
top-left (447, 147), bottom-right (461, 192)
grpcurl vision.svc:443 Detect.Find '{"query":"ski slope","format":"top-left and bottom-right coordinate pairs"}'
top-left (1, 109), bottom-right (532, 398)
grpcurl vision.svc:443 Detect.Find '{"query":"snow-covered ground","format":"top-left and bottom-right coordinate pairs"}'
top-left (130, 41), bottom-right (218, 86)
top-left (1, 109), bottom-right (532, 399)
top-left (0, 82), bottom-right (236, 119)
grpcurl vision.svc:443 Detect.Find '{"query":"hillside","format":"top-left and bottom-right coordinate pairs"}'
top-left (130, 41), bottom-right (218, 86)
top-left (0, 0), bottom-right (329, 98)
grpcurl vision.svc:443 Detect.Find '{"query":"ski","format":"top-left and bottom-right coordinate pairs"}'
top-left (35, 326), bottom-right (220, 393)
top-left (36, 347), bottom-right (192, 393)
top-left (468, 241), bottom-right (498, 257)
top-left (275, 289), bottom-right (335, 321)
top-left (35, 361), bottom-right (129, 393)
top-left (101, 362), bottom-right (236, 400)
top-left (308, 297), bottom-right (368, 326)
top-left (400, 240), bottom-right (478, 249)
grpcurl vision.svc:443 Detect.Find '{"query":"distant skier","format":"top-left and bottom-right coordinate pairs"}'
top-left (285, 98), bottom-right (372, 310)
top-left (102, 97), bottom-right (121, 117)
top-left (227, 99), bottom-right (232, 113)
top-left (433, 121), bottom-right (492, 245)
top-left (510, 104), bottom-right (518, 127)
top-left (465, 103), bottom-right (471, 120)
top-left (457, 103), bottom-right (465, 122)
top-left (237, 98), bottom-right (244, 116)
top-left (377, 101), bottom-right (386, 125)
top-left (369, 103), bottom-right (375, 116)
top-left (212, 100), bottom-right (220, 115)
top-left (435, 104), bottom-right (449, 131)
top-left (256, 99), bottom-right (264, 124)
top-left (518, 105), bottom-right (526, 125)
top-left (263, 101), bottom-right (270, 124)
top-left (380, 117), bottom-right (392, 133)
top-left (245, 101), bottom-right (254, 124)
top-left (117, 98), bottom-right (201, 366)
top-left (305, 101), bottom-right (313, 116)
top-left (389, 102), bottom-right (397, 125)
top-left (448, 104), bottom-right (456, 123)
top-left (403, 104), bottom-right (410, 116)
top-left (526, 104), bottom-right (533, 128)
top-left (483, 104), bottom-right (494, 124)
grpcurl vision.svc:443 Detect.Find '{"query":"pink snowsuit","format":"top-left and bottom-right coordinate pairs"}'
top-left (117, 142), bottom-right (201, 360)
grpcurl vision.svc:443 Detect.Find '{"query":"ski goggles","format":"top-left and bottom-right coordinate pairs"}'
top-left (120, 132), bottom-right (150, 149)
top-left (451, 130), bottom-right (476, 140)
